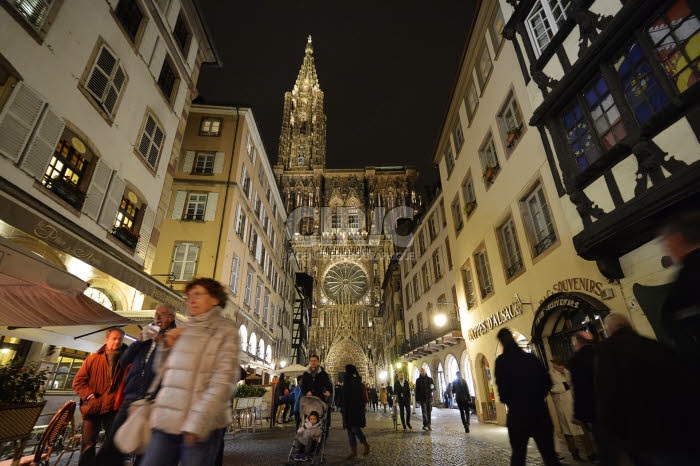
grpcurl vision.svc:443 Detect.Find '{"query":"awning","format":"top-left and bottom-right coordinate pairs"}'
top-left (0, 237), bottom-right (133, 348)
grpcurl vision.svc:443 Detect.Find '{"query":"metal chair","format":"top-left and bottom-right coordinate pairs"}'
top-left (0, 400), bottom-right (76, 466)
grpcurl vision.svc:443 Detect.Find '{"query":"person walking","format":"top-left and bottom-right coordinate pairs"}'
top-left (494, 328), bottom-right (560, 466)
top-left (453, 371), bottom-right (471, 433)
top-left (368, 385), bottom-right (378, 412)
top-left (596, 312), bottom-right (696, 465)
top-left (394, 372), bottom-right (412, 430)
top-left (660, 211), bottom-right (700, 364)
top-left (275, 373), bottom-right (288, 424)
top-left (379, 384), bottom-right (388, 412)
top-left (140, 278), bottom-right (239, 466)
top-left (414, 368), bottom-right (435, 430)
top-left (98, 305), bottom-right (176, 466)
top-left (569, 331), bottom-right (598, 461)
top-left (342, 364), bottom-right (370, 460)
top-left (72, 328), bottom-right (127, 466)
top-left (549, 358), bottom-right (584, 461)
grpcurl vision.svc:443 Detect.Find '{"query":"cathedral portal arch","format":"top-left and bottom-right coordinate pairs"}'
top-left (324, 337), bottom-right (369, 384)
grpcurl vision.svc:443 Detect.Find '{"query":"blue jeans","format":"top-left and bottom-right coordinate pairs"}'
top-left (346, 425), bottom-right (366, 447)
top-left (140, 428), bottom-right (224, 466)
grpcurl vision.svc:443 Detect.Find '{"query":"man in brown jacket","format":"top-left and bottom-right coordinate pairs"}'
top-left (72, 327), bottom-right (127, 466)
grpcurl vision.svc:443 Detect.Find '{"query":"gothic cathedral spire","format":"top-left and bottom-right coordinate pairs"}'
top-left (277, 35), bottom-right (327, 170)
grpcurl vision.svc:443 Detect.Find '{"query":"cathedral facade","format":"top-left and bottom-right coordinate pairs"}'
top-left (274, 37), bottom-right (421, 384)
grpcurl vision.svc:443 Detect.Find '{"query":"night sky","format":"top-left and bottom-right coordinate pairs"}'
top-left (196, 1), bottom-right (475, 193)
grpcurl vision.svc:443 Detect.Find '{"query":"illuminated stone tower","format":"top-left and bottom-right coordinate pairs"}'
top-left (275, 37), bottom-right (421, 385)
top-left (277, 35), bottom-right (327, 170)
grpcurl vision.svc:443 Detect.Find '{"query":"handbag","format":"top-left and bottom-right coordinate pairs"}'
top-left (113, 366), bottom-right (163, 455)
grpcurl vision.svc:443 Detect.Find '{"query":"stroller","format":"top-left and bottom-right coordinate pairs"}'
top-left (287, 396), bottom-right (329, 464)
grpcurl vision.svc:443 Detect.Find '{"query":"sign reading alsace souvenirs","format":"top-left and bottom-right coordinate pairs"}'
top-left (537, 277), bottom-right (605, 305)
top-left (468, 295), bottom-right (524, 341)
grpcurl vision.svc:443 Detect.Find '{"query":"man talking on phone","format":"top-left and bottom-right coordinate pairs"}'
top-left (98, 304), bottom-right (177, 466)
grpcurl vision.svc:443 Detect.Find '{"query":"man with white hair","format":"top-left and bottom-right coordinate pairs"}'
top-left (596, 312), bottom-right (695, 464)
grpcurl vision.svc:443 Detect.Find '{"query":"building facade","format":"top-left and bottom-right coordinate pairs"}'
top-left (433, 0), bottom-right (631, 425)
top-left (503, 0), bottom-right (700, 348)
top-left (150, 103), bottom-right (299, 382)
top-left (0, 0), bottom-right (217, 407)
top-left (396, 192), bottom-right (469, 404)
top-left (274, 37), bottom-right (421, 385)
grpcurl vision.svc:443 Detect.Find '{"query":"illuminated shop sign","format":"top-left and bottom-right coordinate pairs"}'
top-left (467, 295), bottom-right (524, 341)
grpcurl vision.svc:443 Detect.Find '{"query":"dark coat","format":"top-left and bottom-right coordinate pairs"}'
top-left (394, 378), bottom-right (411, 405)
top-left (661, 248), bottom-right (700, 360)
top-left (73, 344), bottom-right (127, 416)
top-left (368, 387), bottom-right (378, 403)
top-left (120, 321), bottom-right (176, 402)
top-left (569, 343), bottom-right (595, 423)
top-left (595, 327), bottom-right (696, 463)
top-left (495, 347), bottom-right (551, 413)
top-left (342, 374), bottom-right (366, 428)
top-left (301, 366), bottom-right (333, 400)
top-left (453, 377), bottom-right (471, 404)
top-left (414, 374), bottom-right (434, 403)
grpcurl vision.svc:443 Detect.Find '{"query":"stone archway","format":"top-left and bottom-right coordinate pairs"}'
top-left (324, 337), bottom-right (369, 384)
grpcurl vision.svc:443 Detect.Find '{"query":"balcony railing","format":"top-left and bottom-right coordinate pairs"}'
top-left (399, 314), bottom-right (462, 356)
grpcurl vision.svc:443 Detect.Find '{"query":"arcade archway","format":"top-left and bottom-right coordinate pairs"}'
top-left (531, 292), bottom-right (609, 366)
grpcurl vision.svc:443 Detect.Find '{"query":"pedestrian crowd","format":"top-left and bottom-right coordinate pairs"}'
top-left (65, 212), bottom-right (700, 466)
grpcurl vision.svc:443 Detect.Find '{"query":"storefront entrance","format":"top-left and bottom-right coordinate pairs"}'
top-left (531, 292), bottom-right (609, 366)
top-left (477, 354), bottom-right (497, 422)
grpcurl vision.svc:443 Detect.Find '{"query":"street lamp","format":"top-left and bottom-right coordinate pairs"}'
top-left (379, 370), bottom-right (387, 382)
top-left (280, 360), bottom-right (288, 369)
top-left (434, 313), bottom-right (447, 327)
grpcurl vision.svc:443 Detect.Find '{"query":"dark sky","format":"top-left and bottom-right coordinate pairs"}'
top-left (196, 1), bottom-right (475, 192)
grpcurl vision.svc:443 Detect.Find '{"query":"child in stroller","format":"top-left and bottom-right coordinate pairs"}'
top-left (295, 410), bottom-right (322, 460)
top-left (289, 396), bottom-right (328, 463)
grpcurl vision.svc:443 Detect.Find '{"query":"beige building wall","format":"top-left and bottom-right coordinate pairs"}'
top-left (432, 1), bottom-right (630, 425)
top-left (151, 105), bottom-right (295, 381)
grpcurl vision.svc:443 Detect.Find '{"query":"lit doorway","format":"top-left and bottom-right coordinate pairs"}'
top-left (477, 354), bottom-right (497, 422)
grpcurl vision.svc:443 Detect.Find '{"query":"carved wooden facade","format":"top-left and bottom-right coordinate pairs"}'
top-left (504, 0), bottom-right (700, 280)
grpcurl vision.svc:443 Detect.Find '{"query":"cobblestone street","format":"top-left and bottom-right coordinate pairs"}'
top-left (219, 407), bottom-right (588, 465)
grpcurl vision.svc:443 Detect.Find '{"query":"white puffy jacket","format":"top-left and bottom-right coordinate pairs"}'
top-left (150, 306), bottom-right (238, 438)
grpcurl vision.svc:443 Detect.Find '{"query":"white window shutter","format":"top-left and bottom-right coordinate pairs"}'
top-left (82, 157), bottom-right (113, 220)
top-left (0, 82), bottom-right (45, 162)
top-left (103, 64), bottom-right (126, 117)
top-left (171, 191), bottom-right (187, 219)
top-left (138, 22), bottom-right (159, 63)
top-left (19, 106), bottom-right (65, 180)
top-left (186, 35), bottom-right (198, 70)
top-left (86, 45), bottom-right (117, 104)
top-left (183, 150), bottom-right (195, 172)
top-left (204, 192), bottom-right (218, 221)
top-left (135, 207), bottom-right (156, 259)
top-left (98, 174), bottom-right (125, 230)
top-left (214, 151), bottom-right (225, 174)
top-left (148, 39), bottom-right (167, 78)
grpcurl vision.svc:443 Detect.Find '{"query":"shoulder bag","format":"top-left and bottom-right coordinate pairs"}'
top-left (113, 364), bottom-right (163, 455)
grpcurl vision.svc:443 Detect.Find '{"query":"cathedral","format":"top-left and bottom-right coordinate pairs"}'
top-left (274, 36), bottom-right (421, 384)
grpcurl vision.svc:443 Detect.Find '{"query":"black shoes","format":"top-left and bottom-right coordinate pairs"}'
top-left (464, 426), bottom-right (470, 433)
top-left (407, 422), bottom-right (412, 429)
top-left (422, 426), bottom-right (427, 431)
top-left (428, 425), bottom-right (432, 431)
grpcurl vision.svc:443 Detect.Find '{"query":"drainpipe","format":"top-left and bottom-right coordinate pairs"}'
top-left (213, 107), bottom-right (240, 278)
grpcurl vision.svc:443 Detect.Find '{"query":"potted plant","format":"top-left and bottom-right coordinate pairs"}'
top-left (465, 201), bottom-right (477, 215)
top-left (47, 176), bottom-right (85, 209)
top-left (483, 165), bottom-right (499, 183)
top-left (506, 123), bottom-right (523, 147)
top-left (0, 363), bottom-right (48, 450)
top-left (112, 226), bottom-right (139, 249)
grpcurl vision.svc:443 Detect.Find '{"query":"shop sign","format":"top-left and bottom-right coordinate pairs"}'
top-left (34, 220), bottom-right (101, 266)
top-left (537, 278), bottom-right (604, 305)
top-left (467, 295), bottom-right (524, 341)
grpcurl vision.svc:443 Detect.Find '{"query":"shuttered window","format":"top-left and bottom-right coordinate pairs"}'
top-left (137, 113), bottom-right (164, 169)
top-left (85, 44), bottom-right (127, 119)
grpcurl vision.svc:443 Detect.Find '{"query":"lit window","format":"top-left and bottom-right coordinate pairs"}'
top-left (200, 118), bottom-right (222, 136)
top-left (648, 0), bottom-right (700, 93)
top-left (615, 43), bottom-right (670, 124)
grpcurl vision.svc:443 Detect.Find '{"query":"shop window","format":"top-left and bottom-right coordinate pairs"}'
top-left (47, 352), bottom-right (89, 391)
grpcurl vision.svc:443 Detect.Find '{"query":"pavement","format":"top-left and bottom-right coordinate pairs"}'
top-left (54, 406), bottom-right (596, 465)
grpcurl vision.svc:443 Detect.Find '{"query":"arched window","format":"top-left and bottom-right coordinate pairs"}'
top-left (249, 332), bottom-right (257, 356)
top-left (258, 339), bottom-right (265, 359)
top-left (266, 345), bottom-right (272, 364)
top-left (417, 313), bottom-right (424, 333)
top-left (239, 325), bottom-right (248, 352)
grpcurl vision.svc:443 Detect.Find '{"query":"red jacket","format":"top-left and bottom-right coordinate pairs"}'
top-left (72, 344), bottom-right (126, 416)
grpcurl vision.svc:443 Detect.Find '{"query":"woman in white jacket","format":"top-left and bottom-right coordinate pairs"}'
top-left (550, 359), bottom-right (584, 461)
top-left (141, 278), bottom-right (239, 466)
